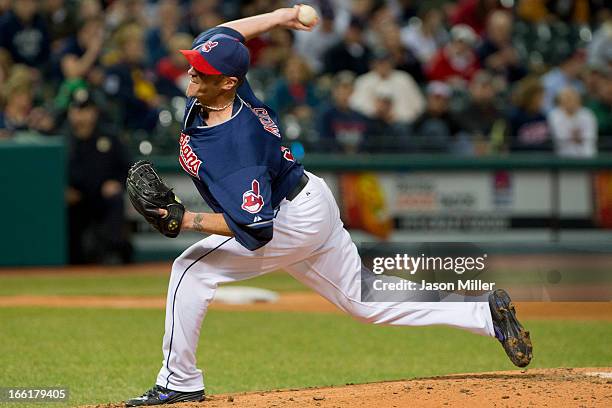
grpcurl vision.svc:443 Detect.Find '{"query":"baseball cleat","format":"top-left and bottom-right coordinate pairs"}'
top-left (489, 289), bottom-right (533, 367)
top-left (125, 385), bottom-right (204, 406)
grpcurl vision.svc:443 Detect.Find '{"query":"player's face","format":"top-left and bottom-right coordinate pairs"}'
top-left (186, 66), bottom-right (225, 101)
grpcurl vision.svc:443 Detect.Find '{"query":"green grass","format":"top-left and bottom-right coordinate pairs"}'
top-left (0, 307), bottom-right (610, 407)
top-left (0, 271), bottom-right (307, 297)
top-left (0, 272), bottom-right (610, 407)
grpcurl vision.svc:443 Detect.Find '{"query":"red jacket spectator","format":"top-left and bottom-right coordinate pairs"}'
top-left (426, 25), bottom-right (480, 82)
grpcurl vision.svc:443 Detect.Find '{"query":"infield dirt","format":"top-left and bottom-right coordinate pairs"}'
top-left (84, 368), bottom-right (612, 408)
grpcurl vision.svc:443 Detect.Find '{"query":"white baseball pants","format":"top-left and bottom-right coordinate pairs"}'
top-left (156, 171), bottom-right (495, 391)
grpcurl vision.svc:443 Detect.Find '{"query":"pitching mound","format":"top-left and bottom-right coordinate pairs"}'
top-left (88, 368), bottom-right (611, 408)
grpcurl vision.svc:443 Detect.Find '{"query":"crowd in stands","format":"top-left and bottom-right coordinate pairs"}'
top-left (1, 0), bottom-right (609, 264)
top-left (0, 0), bottom-right (611, 160)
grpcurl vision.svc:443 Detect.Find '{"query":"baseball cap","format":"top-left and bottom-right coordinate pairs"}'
top-left (179, 34), bottom-right (250, 78)
top-left (450, 24), bottom-right (477, 46)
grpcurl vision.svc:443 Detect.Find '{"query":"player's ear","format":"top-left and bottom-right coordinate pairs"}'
top-left (221, 76), bottom-right (239, 91)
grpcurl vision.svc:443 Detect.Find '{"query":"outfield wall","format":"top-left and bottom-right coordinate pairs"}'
top-left (0, 140), bottom-right (67, 266)
top-left (2, 138), bottom-right (612, 265)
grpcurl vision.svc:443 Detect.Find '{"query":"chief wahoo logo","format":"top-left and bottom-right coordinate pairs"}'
top-left (241, 179), bottom-right (264, 214)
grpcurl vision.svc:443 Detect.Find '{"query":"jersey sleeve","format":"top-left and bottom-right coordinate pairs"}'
top-left (192, 26), bottom-right (245, 48)
top-left (207, 166), bottom-right (274, 251)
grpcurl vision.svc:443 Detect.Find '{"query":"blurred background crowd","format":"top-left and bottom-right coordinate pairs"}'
top-left (1, 0), bottom-right (611, 157)
top-left (1, 0), bottom-right (611, 264)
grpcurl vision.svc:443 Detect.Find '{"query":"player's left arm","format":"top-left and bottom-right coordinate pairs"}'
top-left (219, 5), bottom-right (318, 41)
top-left (182, 211), bottom-right (234, 236)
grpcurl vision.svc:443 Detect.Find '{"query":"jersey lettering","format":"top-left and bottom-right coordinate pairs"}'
top-left (281, 146), bottom-right (295, 162)
top-left (251, 107), bottom-right (281, 138)
top-left (179, 133), bottom-right (202, 179)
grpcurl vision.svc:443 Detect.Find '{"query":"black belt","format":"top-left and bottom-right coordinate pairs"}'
top-left (286, 174), bottom-right (309, 201)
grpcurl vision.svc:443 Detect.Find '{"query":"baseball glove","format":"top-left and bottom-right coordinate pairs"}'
top-left (126, 160), bottom-right (185, 238)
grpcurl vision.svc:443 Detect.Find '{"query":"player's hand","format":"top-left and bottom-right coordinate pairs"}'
top-left (158, 208), bottom-right (191, 231)
top-left (274, 5), bottom-right (319, 31)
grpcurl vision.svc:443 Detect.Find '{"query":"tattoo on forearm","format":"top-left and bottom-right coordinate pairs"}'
top-left (193, 213), bottom-right (205, 232)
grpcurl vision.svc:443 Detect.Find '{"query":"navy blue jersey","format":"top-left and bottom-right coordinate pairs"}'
top-left (178, 27), bottom-right (304, 250)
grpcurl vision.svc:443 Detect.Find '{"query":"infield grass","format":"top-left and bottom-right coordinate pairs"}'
top-left (0, 271), bottom-right (611, 407)
top-left (0, 307), bottom-right (611, 407)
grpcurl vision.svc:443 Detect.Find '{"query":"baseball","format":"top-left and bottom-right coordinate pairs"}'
top-left (298, 4), bottom-right (318, 26)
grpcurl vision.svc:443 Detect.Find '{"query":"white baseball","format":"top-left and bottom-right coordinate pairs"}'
top-left (297, 4), bottom-right (318, 27)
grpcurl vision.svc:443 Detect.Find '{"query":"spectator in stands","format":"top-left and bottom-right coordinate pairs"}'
top-left (64, 89), bottom-right (132, 264)
top-left (363, 1), bottom-right (397, 48)
top-left (0, 0), bottom-right (10, 16)
top-left (456, 71), bottom-right (506, 152)
top-left (145, 0), bottom-right (182, 66)
top-left (426, 24), bottom-right (480, 85)
top-left (350, 50), bottom-right (425, 125)
top-left (251, 28), bottom-right (295, 74)
top-left (584, 65), bottom-right (612, 149)
top-left (0, 0), bottom-right (604, 162)
top-left (267, 54), bottom-right (320, 120)
top-left (155, 33), bottom-right (193, 98)
top-left (365, 89), bottom-right (410, 151)
top-left (0, 47), bottom-right (12, 86)
top-left (317, 71), bottom-right (369, 153)
top-left (507, 76), bottom-right (552, 152)
top-left (588, 19), bottom-right (612, 68)
top-left (548, 87), bottom-right (598, 157)
top-left (294, 3), bottom-right (340, 74)
top-left (79, 0), bottom-right (103, 20)
top-left (396, 0), bottom-right (419, 24)
top-left (188, 1), bottom-right (223, 37)
top-left (517, 0), bottom-right (592, 24)
top-left (59, 18), bottom-right (104, 80)
top-left (323, 16), bottom-right (372, 75)
top-left (380, 23), bottom-right (424, 83)
top-left (104, 0), bottom-right (149, 30)
top-left (450, 0), bottom-right (502, 36)
top-left (541, 50), bottom-right (586, 113)
top-left (0, 64), bottom-right (55, 138)
top-left (54, 18), bottom-right (105, 111)
top-left (401, 6), bottom-right (449, 66)
top-left (43, 0), bottom-right (78, 47)
top-left (187, 0), bottom-right (217, 34)
top-left (477, 10), bottom-right (526, 84)
top-left (104, 24), bottom-right (161, 131)
top-left (0, 0), bottom-right (50, 68)
top-left (412, 81), bottom-right (465, 153)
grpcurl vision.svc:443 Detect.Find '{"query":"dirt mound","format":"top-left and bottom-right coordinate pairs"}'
top-left (2, 294), bottom-right (611, 321)
top-left (87, 368), bottom-right (611, 408)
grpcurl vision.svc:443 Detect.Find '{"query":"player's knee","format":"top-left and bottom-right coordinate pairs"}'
top-left (352, 313), bottom-right (380, 325)
top-left (344, 303), bottom-right (383, 325)
top-left (171, 257), bottom-right (189, 276)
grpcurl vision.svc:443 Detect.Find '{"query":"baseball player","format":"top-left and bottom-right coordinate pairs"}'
top-left (125, 6), bottom-right (532, 406)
